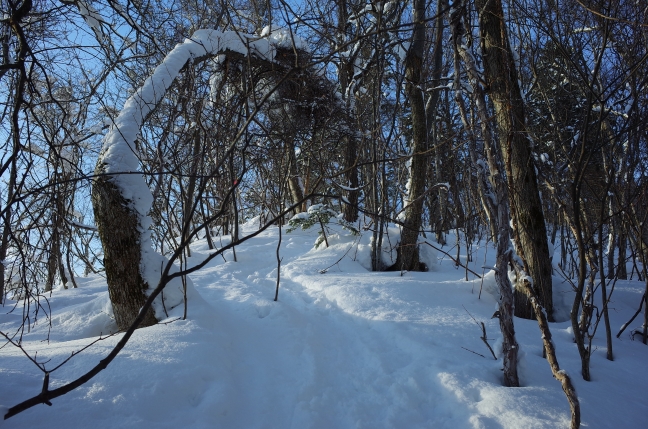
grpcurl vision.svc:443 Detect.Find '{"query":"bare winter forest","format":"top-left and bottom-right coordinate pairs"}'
top-left (1, 1), bottom-right (647, 428)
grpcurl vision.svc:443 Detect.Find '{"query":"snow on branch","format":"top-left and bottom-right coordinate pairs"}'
top-left (99, 29), bottom-right (299, 216)
top-left (96, 28), bottom-right (307, 306)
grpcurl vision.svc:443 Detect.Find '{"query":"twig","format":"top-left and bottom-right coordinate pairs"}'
top-left (422, 241), bottom-right (481, 278)
top-left (617, 292), bottom-right (645, 338)
top-left (0, 330), bottom-right (48, 372)
top-left (462, 305), bottom-right (497, 360)
top-left (319, 235), bottom-right (361, 274)
top-left (461, 346), bottom-right (486, 358)
top-left (479, 322), bottom-right (498, 360)
top-left (49, 331), bottom-right (121, 372)
top-left (317, 215), bottom-right (329, 248)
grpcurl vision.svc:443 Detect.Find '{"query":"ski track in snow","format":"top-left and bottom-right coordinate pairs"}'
top-left (1, 222), bottom-right (647, 428)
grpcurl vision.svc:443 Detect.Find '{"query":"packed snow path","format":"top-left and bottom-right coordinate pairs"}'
top-left (1, 222), bottom-right (647, 428)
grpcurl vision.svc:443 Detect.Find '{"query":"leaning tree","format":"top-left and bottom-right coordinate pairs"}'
top-left (92, 29), bottom-right (347, 330)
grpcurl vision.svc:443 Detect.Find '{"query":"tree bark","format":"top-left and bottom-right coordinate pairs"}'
top-left (450, 1), bottom-right (499, 243)
top-left (336, 0), bottom-right (359, 223)
top-left (495, 195), bottom-right (520, 388)
top-left (0, 2), bottom-right (31, 304)
top-left (476, 0), bottom-right (553, 320)
top-left (342, 134), bottom-right (359, 222)
top-left (390, 0), bottom-right (428, 272)
top-left (287, 141), bottom-right (305, 213)
top-left (427, 0), bottom-right (448, 244)
top-left (92, 169), bottom-right (157, 331)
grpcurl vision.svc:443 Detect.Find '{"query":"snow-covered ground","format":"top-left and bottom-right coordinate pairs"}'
top-left (1, 220), bottom-right (647, 428)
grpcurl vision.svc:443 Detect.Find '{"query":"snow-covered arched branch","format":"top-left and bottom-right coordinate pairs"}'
top-left (92, 29), bottom-right (307, 330)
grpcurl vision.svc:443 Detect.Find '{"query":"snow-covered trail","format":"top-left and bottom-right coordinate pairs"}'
top-left (182, 225), bottom-right (570, 429)
top-left (2, 222), bottom-right (646, 428)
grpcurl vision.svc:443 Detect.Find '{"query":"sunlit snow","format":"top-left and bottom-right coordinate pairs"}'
top-left (1, 221), bottom-right (647, 428)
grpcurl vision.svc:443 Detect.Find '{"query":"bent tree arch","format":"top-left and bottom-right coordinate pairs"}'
top-left (92, 29), bottom-right (327, 331)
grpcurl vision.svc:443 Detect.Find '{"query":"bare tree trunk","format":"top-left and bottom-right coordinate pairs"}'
top-left (337, 0), bottom-right (359, 223)
top-left (617, 232), bottom-right (627, 279)
top-left (370, 136), bottom-right (384, 272)
top-left (342, 134), bottom-right (359, 222)
top-left (570, 183), bottom-right (591, 381)
top-left (200, 198), bottom-right (215, 250)
top-left (427, 0), bottom-right (448, 244)
top-left (0, 157), bottom-right (17, 304)
top-left (451, 1), bottom-right (518, 385)
top-left (631, 198), bottom-right (648, 343)
top-left (475, 0), bottom-right (553, 320)
top-left (287, 141), bottom-right (304, 213)
top-left (390, 0), bottom-right (428, 272)
top-left (45, 210), bottom-right (64, 292)
top-left (450, 1), bottom-right (498, 244)
top-left (598, 220), bottom-right (613, 360)
top-left (494, 193), bottom-right (520, 388)
top-left (182, 129), bottom-right (205, 258)
top-left (450, 2), bottom-right (520, 387)
top-left (92, 169), bottom-right (157, 331)
top-left (0, 4), bottom-right (30, 303)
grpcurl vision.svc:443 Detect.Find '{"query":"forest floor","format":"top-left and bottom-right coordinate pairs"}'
top-left (1, 219), bottom-right (647, 428)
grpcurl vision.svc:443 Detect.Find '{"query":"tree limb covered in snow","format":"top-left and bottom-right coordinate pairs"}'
top-left (92, 28), bottom-right (322, 330)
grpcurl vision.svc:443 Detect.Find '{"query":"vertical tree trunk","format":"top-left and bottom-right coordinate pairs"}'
top-left (475, 0), bottom-right (553, 320)
top-left (390, 0), bottom-right (428, 272)
top-left (336, 0), bottom-right (359, 223)
top-left (342, 134), bottom-right (359, 222)
top-left (46, 210), bottom-right (64, 292)
top-left (182, 129), bottom-right (203, 258)
top-left (598, 220), bottom-right (613, 360)
top-left (452, 0), bottom-right (519, 387)
top-left (0, 158), bottom-right (17, 304)
top-left (450, 1), bottom-right (499, 244)
top-left (92, 170), bottom-right (157, 331)
top-left (617, 232), bottom-right (627, 279)
top-left (287, 141), bottom-right (305, 213)
top-left (494, 181), bottom-right (520, 388)
top-left (427, 0), bottom-right (448, 244)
